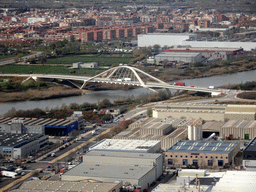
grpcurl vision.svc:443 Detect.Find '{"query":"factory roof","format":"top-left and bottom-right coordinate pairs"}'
top-left (13, 180), bottom-right (121, 192)
top-left (222, 119), bottom-right (256, 129)
top-left (151, 183), bottom-right (210, 192)
top-left (140, 33), bottom-right (195, 36)
top-left (156, 52), bottom-right (201, 57)
top-left (0, 132), bottom-right (44, 148)
top-left (89, 139), bottom-right (160, 152)
top-left (0, 117), bottom-right (76, 127)
top-left (154, 103), bottom-right (227, 110)
top-left (163, 47), bottom-right (243, 53)
top-left (86, 150), bottom-right (162, 160)
top-left (63, 162), bottom-right (155, 180)
top-left (202, 121), bottom-right (225, 131)
top-left (211, 171), bottom-right (256, 192)
top-left (167, 140), bottom-right (238, 154)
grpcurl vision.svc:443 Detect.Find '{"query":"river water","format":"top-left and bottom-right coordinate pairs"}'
top-left (0, 69), bottom-right (256, 115)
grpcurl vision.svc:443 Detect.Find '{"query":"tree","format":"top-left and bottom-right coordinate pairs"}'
top-left (147, 107), bottom-right (152, 117)
top-left (95, 70), bottom-right (101, 75)
top-left (98, 99), bottom-right (112, 109)
top-left (4, 107), bottom-right (17, 118)
top-left (153, 44), bottom-right (161, 51)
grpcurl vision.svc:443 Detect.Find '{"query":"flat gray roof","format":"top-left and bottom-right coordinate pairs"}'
top-left (89, 139), bottom-right (160, 153)
top-left (63, 162), bottom-right (155, 180)
top-left (13, 180), bottom-right (121, 192)
top-left (156, 52), bottom-right (201, 57)
top-left (86, 150), bottom-right (162, 159)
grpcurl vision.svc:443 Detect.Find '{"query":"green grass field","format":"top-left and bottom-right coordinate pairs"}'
top-left (46, 54), bottom-right (133, 65)
top-left (0, 65), bottom-right (106, 76)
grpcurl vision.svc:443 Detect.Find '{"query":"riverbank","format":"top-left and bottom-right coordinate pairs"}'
top-left (142, 56), bottom-right (256, 82)
top-left (0, 86), bottom-right (83, 103)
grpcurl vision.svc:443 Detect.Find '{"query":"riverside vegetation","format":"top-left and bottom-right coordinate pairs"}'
top-left (0, 77), bottom-right (82, 102)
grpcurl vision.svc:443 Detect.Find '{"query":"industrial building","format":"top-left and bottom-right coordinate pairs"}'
top-left (12, 180), bottom-right (123, 192)
top-left (0, 114), bottom-right (82, 136)
top-left (113, 117), bottom-right (200, 151)
top-left (202, 121), bottom-right (225, 138)
top-left (211, 171), bottom-right (256, 192)
top-left (155, 52), bottom-right (203, 63)
top-left (243, 137), bottom-right (256, 171)
top-left (89, 139), bottom-right (161, 153)
top-left (138, 33), bottom-right (256, 51)
top-left (153, 103), bottom-right (256, 121)
top-left (72, 62), bottom-right (98, 69)
top-left (164, 140), bottom-right (240, 169)
top-left (138, 33), bottom-right (197, 48)
top-left (151, 183), bottom-right (210, 192)
top-left (183, 39), bottom-right (256, 51)
top-left (163, 47), bottom-right (244, 61)
top-left (0, 132), bottom-right (48, 159)
top-left (202, 120), bottom-right (256, 140)
top-left (62, 150), bottom-right (163, 191)
top-left (0, 118), bottom-right (45, 134)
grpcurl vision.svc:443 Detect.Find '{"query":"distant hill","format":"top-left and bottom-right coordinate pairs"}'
top-left (0, 0), bottom-right (255, 13)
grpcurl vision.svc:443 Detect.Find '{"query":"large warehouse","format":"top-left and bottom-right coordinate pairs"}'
top-left (164, 140), bottom-right (240, 169)
top-left (138, 33), bottom-right (256, 51)
top-left (89, 139), bottom-right (161, 153)
top-left (211, 171), bottom-right (256, 192)
top-left (138, 33), bottom-right (196, 47)
top-left (0, 133), bottom-right (48, 159)
top-left (153, 103), bottom-right (256, 121)
top-left (113, 117), bottom-right (200, 151)
top-left (62, 150), bottom-right (163, 191)
top-left (0, 116), bottom-right (80, 136)
top-left (12, 180), bottom-right (123, 192)
top-left (155, 52), bottom-right (203, 63)
top-left (194, 119), bottom-right (256, 140)
top-left (183, 39), bottom-right (256, 51)
top-left (163, 47), bottom-right (244, 61)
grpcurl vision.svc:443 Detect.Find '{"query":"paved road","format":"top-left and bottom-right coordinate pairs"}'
top-left (0, 52), bottom-right (42, 66)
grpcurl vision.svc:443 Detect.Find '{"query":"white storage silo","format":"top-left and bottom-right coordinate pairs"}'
top-left (193, 124), bottom-right (202, 140)
top-left (188, 125), bottom-right (193, 140)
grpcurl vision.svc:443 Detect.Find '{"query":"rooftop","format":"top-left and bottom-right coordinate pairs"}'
top-left (167, 140), bottom-right (239, 154)
top-left (156, 52), bottom-right (201, 57)
top-left (0, 117), bottom-right (76, 127)
top-left (211, 171), bottom-right (256, 192)
top-left (139, 33), bottom-right (196, 36)
top-left (202, 121), bottom-right (225, 131)
top-left (13, 180), bottom-right (122, 192)
top-left (151, 183), bottom-right (210, 192)
top-left (89, 139), bottom-right (160, 152)
top-left (0, 132), bottom-right (43, 148)
top-left (63, 162), bottom-right (155, 180)
top-left (86, 150), bottom-right (162, 159)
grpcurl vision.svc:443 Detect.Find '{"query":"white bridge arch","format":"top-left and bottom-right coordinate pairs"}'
top-left (80, 65), bottom-right (170, 91)
top-left (0, 66), bottom-right (225, 96)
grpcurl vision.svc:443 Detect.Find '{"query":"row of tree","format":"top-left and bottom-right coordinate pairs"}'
top-left (4, 90), bottom-right (172, 122)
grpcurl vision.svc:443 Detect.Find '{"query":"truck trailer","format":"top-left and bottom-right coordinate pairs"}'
top-left (2, 171), bottom-right (17, 178)
top-left (174, 82), bottom-right (185, 86)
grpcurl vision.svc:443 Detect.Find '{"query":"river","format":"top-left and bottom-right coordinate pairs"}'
top-left (0, 69), bottom-right (256, 115)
